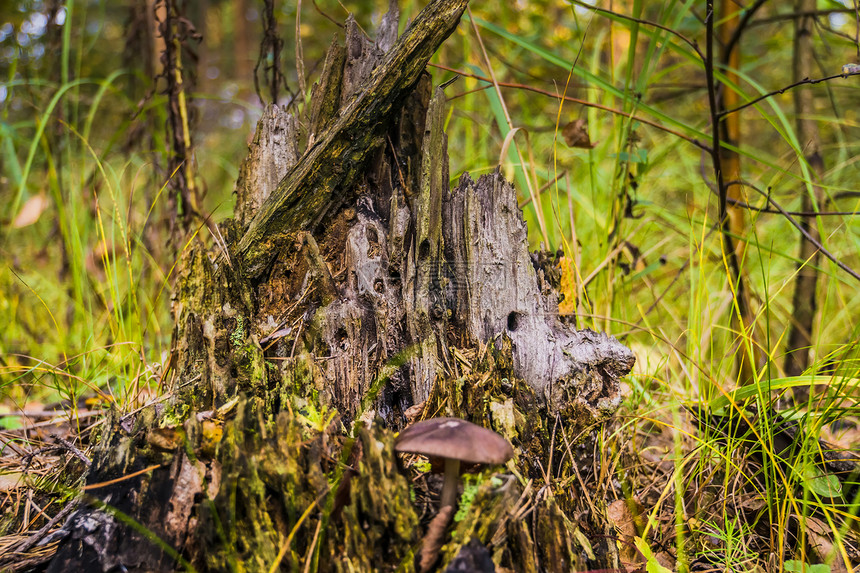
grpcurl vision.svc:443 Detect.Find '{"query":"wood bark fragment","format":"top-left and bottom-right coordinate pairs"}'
top-left (235, 0), bottom-right (471, 278)
top-left (442, 171), bottom-right (634, 414)
top-left (235, 104), bottom-right (299, 228)
top-left (307, 38), bottom-right (346, 147)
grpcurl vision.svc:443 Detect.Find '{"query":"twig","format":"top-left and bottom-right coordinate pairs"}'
top-left (569, 0), bottom-right (701, 57)
top-left (724, 0), bottom-right (769, 59)
top-left (703, 5), bottom-right (728, 238)
top-left (21, 446), bottom-right (57, 471)
top-left (13, 497), bottom-right (79, 554)
top-left (749, 9), bottom-right (857, 28)
top-left (518, 170), bottom-right (567, 209)
top-left (429, 63), bottom-right (711, 152)
top-left (747, 185), bottom-right (860, 283)
top-left (51, 435), bottom-right (91, 468)
top-left (311, 0), bottom-right (343, 27)
top-left (718, 73), bottom-right (849, 118)
top-left (722, 198), bottom-right (860, 217)
top-left (712, 178), bottom-right (860, 217)
top-left (703, 1), bottom-right (749, 326)
top-left (0, 409), bottom-right (100, 420)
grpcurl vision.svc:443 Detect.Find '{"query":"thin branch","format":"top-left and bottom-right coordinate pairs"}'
top-left (723, 199), bottom-right (860, 217)
top-left (13, 497), bottom-right (80, 554)
top-left (428, 63), bottom-right (712, 152)
top-left (718, 179), bottom-right (860, 217)
top-left (719, 72), bottom-right (850, 118)
top-left (311, 0), bottom-right (344, 28)
top-left (519, 170), bottom-right (567, 209)
top-left (725, 0), bottom-right (770, 59)
top-left (704, 5), bottom-right (727, 227)
top-left (704, 1), bottom-right (750, 330)
top-left (52, 435), bottom-right (92, 468)
top-left (569, 0), bottom-right (702, 57)
top-left (749, 9), bottom-right (857, 28)
top-left (746, 185), bottom-right (860, 283)
top-left (815, 18), bottom-right (859, 44)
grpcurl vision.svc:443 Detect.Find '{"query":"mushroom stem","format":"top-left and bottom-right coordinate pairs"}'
top-left (440, 457), bottom-right (461, 508)
top-left (418, 505), bottom-right (455, 573)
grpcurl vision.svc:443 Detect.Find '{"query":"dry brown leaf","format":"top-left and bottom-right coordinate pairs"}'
top-left (0, 472), bottom-right (26, 492)
top-left (607, 497), bottom-right (644, 564)
top-left (12, 193), bottom-right (49, 228)
top-left (804, 516), bottom-right (850, 572)
top-left (654, 550), bottom-right (676, 571)
top-left (562, 119), bottom-right (596, 149)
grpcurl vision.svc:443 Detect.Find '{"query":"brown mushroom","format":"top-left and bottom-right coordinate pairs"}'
top-left (394, 417), bottom-right (513, 509)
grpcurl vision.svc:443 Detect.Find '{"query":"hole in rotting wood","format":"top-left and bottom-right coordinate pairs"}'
top-left (336, 327), bottom-right (349, 350)
top-left (366, 227), bottom-right (380, 258)
top-left (507, 312), bottom-right (519, 332)
top-left (418, 238), bottom-right (430, 261)
top-left (388, 265), bottom-right (400, 282)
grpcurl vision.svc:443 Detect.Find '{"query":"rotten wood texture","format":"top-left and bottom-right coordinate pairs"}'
top-left (235, 0), bottom-right (470, 277)
top-left (44, 1), bottom-right (635, 570)
top-left (234, 104), bottom-right (299, 228)
top-left (443, 171), bottom-right (634, 415)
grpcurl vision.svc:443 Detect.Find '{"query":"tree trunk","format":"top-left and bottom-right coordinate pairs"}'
top-left (46, 2), bottom-right (634, 571)
top-left (784, 0), bottom-right (824, 381)
top-left (718, 0), bottom-right (759, 384)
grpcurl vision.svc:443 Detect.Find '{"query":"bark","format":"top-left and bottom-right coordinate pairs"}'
top-left (45, 1), bottom-right (634, 571)
top-left (235, 0), bottom-right (474, 278)
top-left (718, 0), bottom-right (758, 384)
top-left (784, 0), bottom-right (824, 379)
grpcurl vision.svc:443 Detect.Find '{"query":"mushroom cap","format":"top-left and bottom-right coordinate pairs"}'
top-left (394, 417), bottom-right (514, 466)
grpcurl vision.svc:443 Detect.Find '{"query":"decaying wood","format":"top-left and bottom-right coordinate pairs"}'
top-left (444, 171), bottom-right (634, 414)
top-left (44, 0), bottom-right (635, 571)
top-left (235, 0), bottom-right (470, 277)
top-left (235, 105), bottom-right (299, 228)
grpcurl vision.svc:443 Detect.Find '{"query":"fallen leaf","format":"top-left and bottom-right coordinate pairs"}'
top-left (0, 472), bottom-right (26, 492)
top-left (12, 193), bottom-right (49, 228)
top-left (803, 517), bottom-right (850, 572)
top-left (562, 119), bottom-right (596, 149)
top-left (608, 497), bottom-right (644, 564)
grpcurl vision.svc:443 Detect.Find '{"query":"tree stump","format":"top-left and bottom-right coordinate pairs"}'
top-left (46, 1), bottom-right (634, 571)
